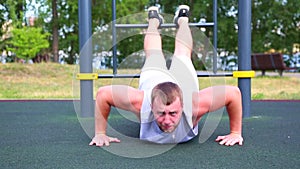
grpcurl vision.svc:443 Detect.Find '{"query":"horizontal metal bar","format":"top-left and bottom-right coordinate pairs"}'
top-left (98, 72), bottom-right (233, 79)
top-left (114, 22), bottom-right (214, 29)
top-left (98, 74), bottom-right (141, 78)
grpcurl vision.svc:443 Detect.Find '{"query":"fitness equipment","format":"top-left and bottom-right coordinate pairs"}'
top-left (77, 0), bottom-right (254, 118)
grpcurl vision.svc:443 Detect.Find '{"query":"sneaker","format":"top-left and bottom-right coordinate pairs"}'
top-left (148, 6), bottom-right (164, 28)
top-left (174, 5), bottom-right (190, 27)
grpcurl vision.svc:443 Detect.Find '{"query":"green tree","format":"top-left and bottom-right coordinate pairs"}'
top-left (0, 0), bottom-right (25, 50)
top-left (51, 0), bottom-right (59, 62)
top-left (91, 0), bottom-right (148, 67)
top-left (2, 0), bottom-right (25, 25)
top-left (10, 0), bottom-right (298, 66)
top-left (35, 0), bottom-right (77, 64)
top-left (7, 27), bottom-right (50, 61)
top-left (252, 0), bottom-right (299, 54)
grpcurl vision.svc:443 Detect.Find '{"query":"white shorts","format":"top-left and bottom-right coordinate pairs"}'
top-left (139, 54), bottom-right (198, 90)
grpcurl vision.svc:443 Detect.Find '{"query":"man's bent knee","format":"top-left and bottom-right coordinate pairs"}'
top-left (96, 86), bottom-right (110, 100)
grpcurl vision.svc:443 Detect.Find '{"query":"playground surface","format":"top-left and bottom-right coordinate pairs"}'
top-left (0, 100), bottom-right (299, 169)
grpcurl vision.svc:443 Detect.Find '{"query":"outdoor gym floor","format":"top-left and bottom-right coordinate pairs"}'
top-left (1, 100), bottom-right (299, 169)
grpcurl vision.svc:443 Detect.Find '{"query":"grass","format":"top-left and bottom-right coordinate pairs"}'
top-left (252, 76), bottom-right (300, 99)
top-left (1, 63), bottom-right (300, 100)
top-left (0, 63), bottom-right (74, 99)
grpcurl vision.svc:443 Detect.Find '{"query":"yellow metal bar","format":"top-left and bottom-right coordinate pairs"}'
top-left (233, 71), bottom-right (255, 78)
top-left (76, 73), bottom-right (98, 80)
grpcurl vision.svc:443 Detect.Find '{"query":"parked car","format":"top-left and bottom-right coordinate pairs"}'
top-left (226, 61), bottom-right (238, 71)
top-left (283, 53), bottom-right (300, 72)
top-left (221, 55), bottom-right (238, 71)
top-left (291, 53), bottom-right (300, 68)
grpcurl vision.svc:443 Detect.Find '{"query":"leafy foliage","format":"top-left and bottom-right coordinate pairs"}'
top-left (7, 27), bottom-right (49, 61)
top-left (0, 0), bottom-right (299, 65)
top-left (252, 0), bottom-right (300, 54)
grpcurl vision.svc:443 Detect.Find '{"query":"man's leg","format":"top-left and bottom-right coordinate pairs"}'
top-left (169, 5), bottom-right (197, 81)
top-left (173, 5), bottom-right (193, 59)
top-left (142, 6), bottom-right (166, 69)
top-left (139, 7), bottom-right (176, 91)
top-left (169, 5), bottom-right (199, 128)
top-left (170, 5), bottom-right (195, 72)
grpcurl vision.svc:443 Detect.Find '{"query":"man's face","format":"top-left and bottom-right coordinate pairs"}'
top-left (151, 96), bottom-right (183, 133)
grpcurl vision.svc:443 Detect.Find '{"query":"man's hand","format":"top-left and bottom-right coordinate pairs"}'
top-left (89, 134), bottom-right (120, 147)
top-left (215, 133), bottom-right (243, 146)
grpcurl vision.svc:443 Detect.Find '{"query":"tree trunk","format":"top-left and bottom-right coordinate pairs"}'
top-left (52, 0), bottom-right (59, 62)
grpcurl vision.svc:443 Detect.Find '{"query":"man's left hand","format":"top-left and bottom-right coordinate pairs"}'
top-left (215, 133), bottom-right (243, 146)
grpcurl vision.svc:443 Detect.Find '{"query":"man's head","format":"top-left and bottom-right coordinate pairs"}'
top-left (151, 82), bottom-right (183, 133)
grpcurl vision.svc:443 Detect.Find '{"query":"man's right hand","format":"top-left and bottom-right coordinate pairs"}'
top-left (89, 134), bottom-right (121, 147)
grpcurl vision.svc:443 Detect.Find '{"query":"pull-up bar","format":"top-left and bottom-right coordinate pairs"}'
top-left (76, 71), bottom-right (255, 80)
top-left (76, 72), bottom-right (236, 80)
top-left (111, 1), bottom-right (217, 75)
top-left (114, 22), bottom-right (214, 29)
top-left (97, 72), bottom-right (234, 78)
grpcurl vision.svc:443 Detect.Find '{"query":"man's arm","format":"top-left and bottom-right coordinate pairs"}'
top-left (193, 85), bottom-right (243, 146)
top-left (89, 85), bottom-right (143, 147)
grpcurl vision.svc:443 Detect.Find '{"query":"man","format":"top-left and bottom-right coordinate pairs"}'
top-left (89, 5), bottom-right (243, 147)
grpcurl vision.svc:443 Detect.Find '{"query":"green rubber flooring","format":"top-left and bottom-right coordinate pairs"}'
top-left (0, 100), bottom-right (299, 169)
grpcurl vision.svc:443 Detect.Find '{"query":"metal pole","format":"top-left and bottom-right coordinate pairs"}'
top-left (112, 0), bottom-right (117, 75)
top-left (213, 0), bottom-right (218, 73)
top-left (238, 0), bottom-right (252, 118)
top-left (79, 0), bottom-right (93, 117)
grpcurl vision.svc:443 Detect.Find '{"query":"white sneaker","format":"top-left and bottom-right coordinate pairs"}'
top-left (174, 5), bottom-right (190, 27)
top-left (148, 6), bottom-right (164, 28)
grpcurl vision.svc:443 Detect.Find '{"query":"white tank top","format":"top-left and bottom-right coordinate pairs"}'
top-left (139, 68), bottom-right (198, 143)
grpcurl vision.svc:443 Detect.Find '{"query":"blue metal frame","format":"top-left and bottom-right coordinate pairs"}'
top-left (78, 0), bottom-right (93, 117)
top-left (238, 0), bottom-right (252, 118)
top-left (78, 0), bottom-right (252, 117)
